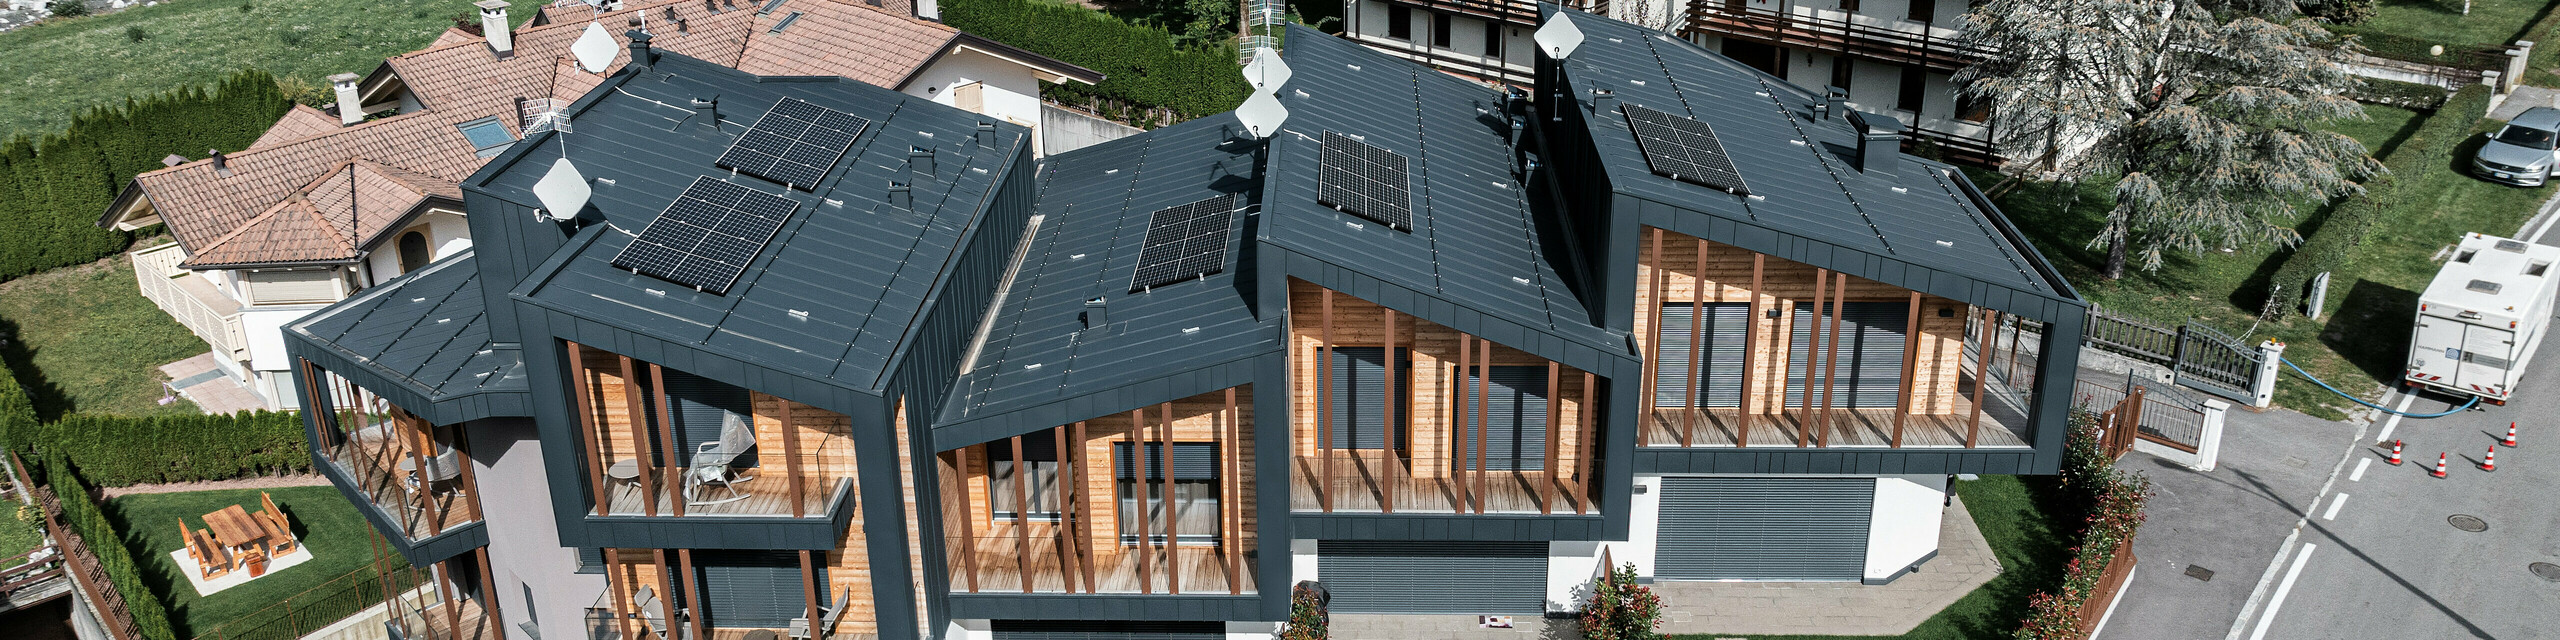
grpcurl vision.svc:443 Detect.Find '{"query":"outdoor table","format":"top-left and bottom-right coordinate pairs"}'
top-left (201, 505), bottom-right (269, 569)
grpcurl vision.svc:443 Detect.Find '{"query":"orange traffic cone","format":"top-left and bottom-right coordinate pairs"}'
top-left (2485, 446), bottom-right (2498, 472)
top-left (2434, 453), bottom-right (2450, 478)
top-left (2504, 423), bottom-right (2520, 447)
top-left (2388, 440), bottom-right (2405, 465)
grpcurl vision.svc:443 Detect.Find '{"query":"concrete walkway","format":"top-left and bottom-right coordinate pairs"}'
top-left (1649, 493), bottom-right (2002, 637)
top-left (157, 352), bottom-right (263, 415)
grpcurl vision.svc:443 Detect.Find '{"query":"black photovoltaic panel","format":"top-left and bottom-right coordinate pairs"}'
top-left (1622, 104), bottom-right (1751, 195)
top-left (715, 97), bottom-right (870, 191)
top-left (610, 177), bottom-right (799, 295)
top-left (1129, 194), bottom-right (1239, 292)
top-left (1314, 131), bottom-right (1412, 231)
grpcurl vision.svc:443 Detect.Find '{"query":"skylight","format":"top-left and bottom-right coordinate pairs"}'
top-left (458, 117), bottom-right (517, 157)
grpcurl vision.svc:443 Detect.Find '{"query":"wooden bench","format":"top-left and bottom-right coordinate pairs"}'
top-left (181, 520), bottom-right (230, 580)
top-left (254, 492), bottom-right (295, 555)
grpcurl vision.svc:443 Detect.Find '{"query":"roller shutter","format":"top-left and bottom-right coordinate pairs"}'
top-left (1655, 303), bottom-right (1751, 408)
top-left (991, 620), bottom-right (1224, 640)
top-left (1318, 540), bottom-right (1547, 614)
top-left (1326, 347), bottom-right (1410, 450)
top-left (1784, 302), bottom-right (1908, 408)
top-left (661, 369), bottom-right (757, 466)
top-left (1655, 477), bottom-right (1873, 581)
top-left (692, 550), bottom-right (820, 628)
top-left (1457, 366), bottom-right (1547, 471)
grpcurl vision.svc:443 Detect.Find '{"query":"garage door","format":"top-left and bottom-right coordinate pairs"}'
top-left (1318, 541), bottom-right (1547, 614)
top-left (991, 620), bottom-right (1224, 640)
top-left (1656, 477), bottom-right (1873, 581)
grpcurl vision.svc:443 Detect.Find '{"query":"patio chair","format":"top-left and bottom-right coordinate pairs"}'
top-left (788, 589), bottom-right (852, 640)
top-left (180, 521), bottom-right (229, 580)
top-left (684, 413), bottom-right (756, 506)
top-left (631, 584), bottom-right (689, 640)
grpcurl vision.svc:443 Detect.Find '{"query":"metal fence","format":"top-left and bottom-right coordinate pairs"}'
top-left (188, 556), bottom-right (424, 640)
top-left (2081, 305), bottom-right (2264, 405)
top-left (2074, 370), bottom-right (2207, 453)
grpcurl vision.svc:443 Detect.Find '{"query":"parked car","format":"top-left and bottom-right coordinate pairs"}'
top-left (2474, 106), bottom-right (2560, 186)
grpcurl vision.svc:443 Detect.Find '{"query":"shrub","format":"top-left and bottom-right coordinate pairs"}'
top-left (1579, 563), bottom-right (1663, 640)
top-left (14, 411), bottom-right (309, 487)
top-left (2350, 77), bottom-right (2449, 110)
top-left (46, 0), bottom-right (87, 18)
top-left (2266, 84), bottom-right (2492, 317)
top-left (124, 26), bottom-right (147, 42)
top-left (1278, 583), bottom-right (1328, 640)
top-left (2012, 413), bottom-right (2153, 640)
top-left (2302, 0), bottom-right (2374, 25)
top-left (942, 0), bottom-right (1252, 123)
top-left (0, 358), bottom-right (33, 456)
top-left (35, 454), bottom-right (177, 640)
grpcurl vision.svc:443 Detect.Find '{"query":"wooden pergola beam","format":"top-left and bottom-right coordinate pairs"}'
top-left (782, 397), bottom-right (805, 517)
top-left (1739, 255), bottom-right (1763, 447)
top-left (1893, 292), bottom-right (1922, 448)
top-left (1318, 289), bottom-right (1335, 513)
top-left (1800, 269), bottom-right (1827, 447)
top-left (648, 364), bottom-right (683, 517)
top-left (1819, 272), bottom-right (1846, 448)
top-left (565, 344), bottom-right (612, 516)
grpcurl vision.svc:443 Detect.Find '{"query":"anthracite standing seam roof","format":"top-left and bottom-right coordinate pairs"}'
top-left (288, 251), bottom-right (527, 415)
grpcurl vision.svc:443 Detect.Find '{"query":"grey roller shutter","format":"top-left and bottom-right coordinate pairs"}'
top-left (1655, 477), bottom-right (1874, 581)
top-left (991, 620), bottom-right (1224, 640)
top-left (1318, 541), bottom-right (1547, 614)
top-left (1327, 347), bottom-right (1410, 450)
top-left (1113, 442), bottom-right (1219, 479)
top-left (661, 369), bottom-right (757, 466)
top-left (693, 550), bottom-right (808, 628)
top-left (1785, 302), bottom-right (1908, 408)
top-left (1655, 303), bottom-right (1750, 408)
top-left (1458, 366), bottom-right (1546, 471)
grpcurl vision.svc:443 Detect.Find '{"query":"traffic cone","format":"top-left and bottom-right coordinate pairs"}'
top-left (2504, 422), bottom-right (2519, 447)
top-left (2388, 440), bottom-right (2404, 465)
top-left (2434, 453), bottom-right (2450, 478)
top-left (2484, 446), bottom-right (2498, 472)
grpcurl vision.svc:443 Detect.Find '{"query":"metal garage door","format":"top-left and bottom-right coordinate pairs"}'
top-left (1656, 477), bottom-right (1873, 581)
top-left (991, 620), bottom-right (1224, 640)
top-left (1318, 541), bottom-right (1547, 614)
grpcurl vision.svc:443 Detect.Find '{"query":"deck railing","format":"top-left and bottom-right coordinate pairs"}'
top-left (130, 242), bottom-right (247, 360)
top-left (1682, 4), bottom-right (1988, 73)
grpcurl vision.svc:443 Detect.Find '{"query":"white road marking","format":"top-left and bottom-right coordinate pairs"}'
top-left (2249, 543), bottom-right (2320, 640)
top-left (2227, 401), bottom-right (2375, 640)
top-left (2322, 493), bottom-right (2348, 520)
top-left (2530, 191), bottom-right (2560, 243)
top-left (2351, 458), bottom-right (2372, 482)
top-left (2373, 389), bottom-right (2418, 444)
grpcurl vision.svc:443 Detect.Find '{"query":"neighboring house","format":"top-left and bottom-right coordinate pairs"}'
top-left (1671, 0), bottom-right (1999, 163)
top-left (281, 10), bottom-right (2076, 640)
top-left (1338, 0), bottom-right (1569, 84)
top-left (99, 0), bottom-right (1100, 410)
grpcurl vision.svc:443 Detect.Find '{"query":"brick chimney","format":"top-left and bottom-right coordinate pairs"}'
top-left (329, 73), bottom-right (364, 125)
top-left (476, 0), bottom-right (514, 59)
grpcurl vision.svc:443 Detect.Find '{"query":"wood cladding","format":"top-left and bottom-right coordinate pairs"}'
top-left (572, 345), bottom-right (857, 516)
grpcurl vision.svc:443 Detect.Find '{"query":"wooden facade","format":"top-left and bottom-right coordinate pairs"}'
top-left (939, 387), bottom-right (1258, 595)
top-left (1629, 227), bottom-right (2030, 448)
top-left (596, 543), bottom-right (879, 638)
top-left (308, 363), bottom-right (484, 541)
top-left (569, 343), bottom-right (857, 517)
top-left (1285, 280), bottom-right (1601, 514)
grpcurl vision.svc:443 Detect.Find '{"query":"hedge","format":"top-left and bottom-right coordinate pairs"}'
top-left (2350, 77), bottom-right (2449, 110)
top-left (13, 411), bottom-right (309, 488)
top-left (36, 453), bottom-right (179, 640)
top-left (2266, 84), bottom-right (2493, 317)
top-left (2012, 413), bottom-right (2152, 639)
top-left (941, 0), bottom-right (1251, 122)
top-left (0, 360), bottom-right (33, 457)
top-left (0, 69), bottom-right (290, 283)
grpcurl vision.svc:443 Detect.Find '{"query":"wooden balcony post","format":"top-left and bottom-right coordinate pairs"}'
top-left (1740, 254), bottom-right (1764, 447)
top-left (781, 397), bottom-right (805, 517)
top-left (1801, 269), bottom-right (1827, 447)
top-left (1819, 272), bottom-right (1846, 447)
top-left (1223, 388), bottom-right (1242, 594)
top-left (1454, 333), bottom-right (1473, 513)
top-left (955, 448), bottom-right (982, 593)
top-left (566, 344), bottom-right (612, 517)
top-left (648, 363), bottom-right (684, 517)
top-left (1893, 292), bottom-right (1921, 448)
top-left (1010, 435), bottom-right (1031, 593)
top-left (616, 356), bottom-right (658, 517)
top-left (1969, 309), bottom-right (1999, 448)
top-left (1128, 409), bottom-right (1152, 594)
top-left (1382, 308), bottom-right (1397, 514)
top-left (1054, 426), bottom-right (1077, 593)
top-left (436, 560), bottom-right (462, 640)
top-left (1161, 402), bottom-right (1180, 595)
top-left (677, 549), bottom-right (705, 640)
top-left (1073, 420), bottom-right (1097, 594)
top-left (602, 550), bottom-right (637, 640)
top-left (1543, 362), bottom-right (1560, 514)
top-left (400, 410), bottom-right (441, 536)
top-left (1475, 336), bottom-right (1492, 514)
top-left (1577, 371), bottom-right (1595, 515)
top-left (1684, 239), bottom-right (1706, 448)
top-left (1318, 288), bottom-right (1335, 513)
top-left (800, 550), bottom-right (820, 625)
top-left (651, 550), bottom-right (678, 636)
top-left (1642, 228), bottom-right (1666, 446)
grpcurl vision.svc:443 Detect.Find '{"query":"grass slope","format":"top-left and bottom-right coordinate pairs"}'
top-left (0, 504), bottom-right (43, 562)
top-left (0, 247), bottom-right (209, 419)
top-left (2335, 0), bottom-right (2556, 52)
top-left (108, 486), bottom-right (405, 638)
top-left (1673, 475), bottom-right (2072, 640)
top-left (0, 0), bottom-right (488, 137)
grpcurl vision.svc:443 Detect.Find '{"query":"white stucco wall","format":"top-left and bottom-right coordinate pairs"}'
top-left (905, 48), bottom-right (1045, 130)
top-left (363, 208), bottom-right (475, 284)
top-left (1291, 538), bottom-right (1318, 582)
top-left (1863, 474), bottom-right (1948, 582)
top-left (467, 417), bottom-right (609, 640)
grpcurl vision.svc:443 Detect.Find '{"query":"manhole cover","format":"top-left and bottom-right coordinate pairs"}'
top-left (2185, 565), bottom-right (2216, 581)
top-left (2451, 514), bottom-right (2490, 532)
top-left (2533, 563), bottom-right (2560, 582)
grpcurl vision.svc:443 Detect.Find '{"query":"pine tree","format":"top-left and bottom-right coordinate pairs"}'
top-left (1957, 0), bottom-right (2381, 279)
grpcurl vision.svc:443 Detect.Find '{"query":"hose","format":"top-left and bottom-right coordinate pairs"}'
top-left (2280, 357), bottom-right (2480, 418)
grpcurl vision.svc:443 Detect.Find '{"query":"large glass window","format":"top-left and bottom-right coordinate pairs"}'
top-left (1454, 365), bottom-right (1548, 471)
top-left (1327, 346), bottom-right (1410, 451)
top-left (989, 437), bottom-right (1060, 521)
top-left (1115, 442), bottom-right (1219, 545)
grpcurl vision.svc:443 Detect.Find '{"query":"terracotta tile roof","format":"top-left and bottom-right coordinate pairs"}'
top-left (430, 26), bottom-right (480, 48)
top-left (130, 0), bottom-right (978, 269)
top-left (181, 159), bottom-right (461, 268)
top-left (250, 105), bottom-right (344, 149)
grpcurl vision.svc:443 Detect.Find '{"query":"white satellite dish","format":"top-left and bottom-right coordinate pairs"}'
top-left (571, 22), bottom-right (619, 73)
top-left (1534, 13), bottom-right (1585, 60)
top-left (1236, 90), bottom-right (1288, 140)
top-left (1242, 47), bottom-right (1291, 92)
top-left (532, 157), bottom-right (592, 221)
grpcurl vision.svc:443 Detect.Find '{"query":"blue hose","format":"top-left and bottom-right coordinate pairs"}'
top-left (2280, 357), bottom-right (2480, 418)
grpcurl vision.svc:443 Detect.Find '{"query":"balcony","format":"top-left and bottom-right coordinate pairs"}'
top-left (587, 548), bottom-right (879, 639)
top-left (308, 365), bottom-right (484, 543)
top-left (131, 242), bottom-right (247, 361)
top-left (1683, 4), bottom-right (1988, 73)
top-left (569, 342), bottom-right (854, 519)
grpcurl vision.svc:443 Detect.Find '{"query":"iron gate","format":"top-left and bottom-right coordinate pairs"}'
top-left (2074, 370), bottom-right (2207, 453)
top-left (2080, 307), bottom-right (2262, 404)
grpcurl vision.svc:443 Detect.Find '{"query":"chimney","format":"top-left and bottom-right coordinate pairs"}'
top-left (626, 30), bottom-right (655, 68)
top-left (1848, 110), bottom-right (1904, 176)
top-left (887, 181), bottom-right (912, 209)
top-left (704, 0), bottom-right (716, 11)
top-left (475, 1), bottom-right (513, 58)
top-left (909, 146), bottom-right (935, 182)
top-left (328, 73), bottom-right (364, 125)
top-left (689, 97), bottom-right (718, 130)
top-left (209, 149), bottom-right (230, 177)
top-left (1589, 88), bottom-right (1615, 115)
top-left (974, 121), bottom-right (996, 149)
top-left (1823, 86), bottom-right (1847, 120)
top-left (161, 154), bottom-right (186, 168)
top-left (1083, 297), bottom-right (1108, 328)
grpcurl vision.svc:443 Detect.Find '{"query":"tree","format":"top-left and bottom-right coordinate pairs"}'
top-left (1957, 0), bottom-right (2381, 280)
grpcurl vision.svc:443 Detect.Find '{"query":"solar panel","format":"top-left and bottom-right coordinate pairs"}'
top-left (1622, 104), bottom-right (1751, 195)
top-left (1314, 131), bottom-right (1412, 231)
top-left (715, 97), bottom-right (870, 191)
top-left (1129, 194), bottom-right (1239, 292)
top-left (609, 177), bottom-right (799, 295)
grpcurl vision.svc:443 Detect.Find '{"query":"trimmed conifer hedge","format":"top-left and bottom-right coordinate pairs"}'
top-left (2267, 84), bottom-right (2493, 317)
top-left (15, 411), bottom-right (309, 488)
top-left (35, 453), bottom-right (178, 640)
top-left (941, 0), bottom-right (1251, 122)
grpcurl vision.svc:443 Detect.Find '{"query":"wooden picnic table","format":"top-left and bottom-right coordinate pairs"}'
top-left (202, 505), bottom-right (269, 567)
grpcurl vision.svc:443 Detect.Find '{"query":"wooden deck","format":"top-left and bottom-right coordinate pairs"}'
top-left (1637, 388), bottom-right (2033, 449)
top-left (1288, 454), bottom-right (1596, 514)
top-left (953, 522), bottom-right (1255, 595)
top-left (390, 590), bottom-right (494, 640)
top-left (325, 440), bottom-right (481, 541)
top-left (603, 475), bottom-right (843, 517)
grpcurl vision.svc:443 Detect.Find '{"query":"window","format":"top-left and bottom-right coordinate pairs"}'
top-left (1785, 301), bottom-right (1911, 409)
top-left (1898, 66), bottom-right (1927, 114)
top-left (1840, 0), bottom-right (1859, 12)
top-left (1432, 12), bottom-right (1452, 47)
top-left (1387, 5), bottom-right (1412, 40)
top-left (1327, 347), bottom-right (1411, 450)
top-left (457, 117), bottom-right (517, 157)
top-left (1654, 303), bottom-right (1751, 408)
top-left (1908, 0), bottom-right (1936, 22)
top-left (397, 230), bottom-right (431, 273)
top-left (2529, 261), bottom-right (2551, 276)
top-left (2468, 279), bottom-right (2504, 294)
top-left (1831, 57), bottom-right (1854, 92)
top-left (1956, 93), bottom-right (1990, 123)
top-left (989, 437), bottom-right (1061, 520)
top-left (1454, 365), bottom-right (1548, 471)
top-left (1115, 442), bottom-right (1219, 545)
top-left (1484, 24), bottom-right (1503, 58)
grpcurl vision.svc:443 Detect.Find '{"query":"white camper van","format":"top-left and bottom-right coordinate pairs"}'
top-left (2408, 233), bottom-right (2560, 403)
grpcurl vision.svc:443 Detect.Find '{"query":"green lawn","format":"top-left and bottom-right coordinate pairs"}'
top-left (1982, 102), bottom-right (2539, 420)
top-left (0, 0), bottom-right (509, 137)
top-left (1673, 475), bottom-right (2073, 640)
top-left (107, 486), bottom-right (408, 638)
top-left (0, 502), bottom-right (44, 562)
top-left (2334, 0), bottom-right (2556, 54)
top-left (0, 247), bottom-right (208, 419)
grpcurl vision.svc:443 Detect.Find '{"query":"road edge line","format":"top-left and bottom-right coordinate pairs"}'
top-left (2224, 393), bottom-right (2377, 640)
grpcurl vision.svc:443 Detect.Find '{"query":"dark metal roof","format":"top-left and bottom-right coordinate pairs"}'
top-left (936, 113), bottom-right (1277, 440)
top-left (287, 250), bottom-right (528, 421)
top-left (484, 52), bottom-right (1031, 390)
top-left (1551, 6), bottom-right (2075, 306)
top-left (1262, 26), bottom-right (1620, 354)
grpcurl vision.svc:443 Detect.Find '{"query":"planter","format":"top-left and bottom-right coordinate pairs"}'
top-left (2072, 540), bottom-right (2138, 637)
top-left (246, 555), bottom-right (268, 578)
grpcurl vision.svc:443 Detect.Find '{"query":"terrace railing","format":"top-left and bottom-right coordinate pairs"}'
top-left (1682, 4), bottom-right (1989, 73)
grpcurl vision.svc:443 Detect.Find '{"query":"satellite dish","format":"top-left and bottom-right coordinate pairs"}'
top-left (571, 22), bottom-right (619, 73)
top-left (1243, 47), bottom-right (1291, 92)
top-left (1236, 90), bottom-right (1288, 140)
top-left (532, 157), bottom-right (592, 221)
top-left (1534, 13), bottom-right (1584, 60)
